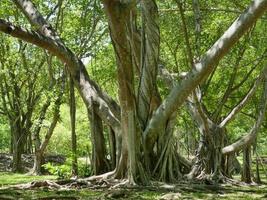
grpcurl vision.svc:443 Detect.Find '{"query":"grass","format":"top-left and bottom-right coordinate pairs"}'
top-left (0, 172), bottom-right (57, 187)
top-left (0, 172), bottom-right (267, 199)
top-left (1, 183), bottom-right (267, 199)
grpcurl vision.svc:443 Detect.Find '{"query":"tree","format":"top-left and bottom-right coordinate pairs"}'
top-left (1, 0), bottom-right (267, 184)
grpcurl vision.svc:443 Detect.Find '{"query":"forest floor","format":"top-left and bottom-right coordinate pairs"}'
top-left (0, 172), bottom-right (267, 199)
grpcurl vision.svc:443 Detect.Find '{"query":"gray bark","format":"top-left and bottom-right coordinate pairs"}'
top-left (137, 0), bottom-right (160, 129)
top-left (69, 78), bottom-right (78, 176)
top-left (144, 0), bottom-right (267, 147)
top-left (222, 68), bottom-right (267, 155)
top-left (0, 0), bottom-right (121, 132)
top-left (89, 101), bottom-right (109, 175)
top-left (242, 146), bottom-right (252, 183)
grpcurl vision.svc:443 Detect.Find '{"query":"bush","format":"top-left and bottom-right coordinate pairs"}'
top-left (42, 162), bottom-right (71, 179)
top-left (78, 159), bottom-right (91, 177)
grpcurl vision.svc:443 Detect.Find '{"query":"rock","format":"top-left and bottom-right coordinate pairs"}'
top-left (0, 153), bottom-right (66, 172)
top-left (158, 192), bottom-right (182, 200)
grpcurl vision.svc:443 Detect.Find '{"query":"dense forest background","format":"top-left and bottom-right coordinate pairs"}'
top-left (1, 0), bottom-right (267, 189)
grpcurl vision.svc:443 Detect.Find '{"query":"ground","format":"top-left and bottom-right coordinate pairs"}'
top-left (0, 172), bottom-right (267, 199)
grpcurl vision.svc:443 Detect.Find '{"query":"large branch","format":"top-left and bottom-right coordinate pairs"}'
top-left (0, 19), bottom-right (67, 63)
top-left (222, 70), bottom-right (267, 155)
top-left (144, 0), bottom-right (267, 145)
top-left (2, 0), bottom-right (121, 131)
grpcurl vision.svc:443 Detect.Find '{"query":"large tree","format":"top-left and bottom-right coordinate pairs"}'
top-left (1, 0), bottom-right (267, 184)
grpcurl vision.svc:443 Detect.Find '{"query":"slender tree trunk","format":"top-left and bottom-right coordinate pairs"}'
top-left (255, 154), bottom-right (261, 183)
top-left (12, 128), bottom-right (23, 172)
top-left (242, 146), bottom-right (252, 183)
top-left (108, 127), bottom-right (116, 170)
top-left (32, 150), bottom-right (44, 175)
top-left (222, 153), bottom-right (241, 177)
top-left (70, 78), bottom-right (78, 176)
top-left (26, 133), bottom-right (33, 154)
top-left (9, 120), bottom-right (13, 154)
top-left (31, 83), bottom-right (63, 175)
top-left (33, 106), bottom-right (60, 175)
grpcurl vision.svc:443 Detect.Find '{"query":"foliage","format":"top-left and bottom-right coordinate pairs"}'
top-left (43, 162), bottom-right (71, 179)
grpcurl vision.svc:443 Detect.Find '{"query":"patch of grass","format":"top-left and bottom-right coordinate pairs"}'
top-left (0, 188), bottom-right (102, 200)
top-left (0, 172), bottom-right (57, 187)
top-left (1, 172), bottom-right (267, 199)
top-left (0, 185), bottom-right (267, 200)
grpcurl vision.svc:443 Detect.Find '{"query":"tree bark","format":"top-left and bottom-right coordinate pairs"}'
top-left (242, 146), bottom-right (252, 183)
top-left (0, 0), bottom-right (121, 133)
top-left (144, 0), bottom-right (267, 148)
top-left (222, 67), bottom-right (267, 155)
top-left (88, 103), bottom-right (109, 175)
top-left (108, 127), bottom-right (116, 170)
top-left (69, 77), bottom-right (78, 176)
top-left (31, 85), bottom-right (63, 175)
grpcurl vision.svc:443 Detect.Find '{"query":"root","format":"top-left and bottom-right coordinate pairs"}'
top-left (86, 170), bottom-right (116, 182)
top-left (10, 180), bottom-right (63, 190)
top-left (111, 179), bottom-right (131, 188)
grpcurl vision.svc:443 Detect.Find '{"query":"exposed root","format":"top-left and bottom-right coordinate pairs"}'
top-left (111, 179), bottom-right (130, 188)
top-left (86, 170), bottom-right (116, 182)
top-left (10, 180), bottom-right (63, 190)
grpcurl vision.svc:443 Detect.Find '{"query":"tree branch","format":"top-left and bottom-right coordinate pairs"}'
top-left (2, 0), bottom-right (121, 131)
top-left (145, 0), bottom-right (267, 145)
top-left (222, 70), bottom-right (267, 155)
top-left (219, 65), bottom-right (267, 128)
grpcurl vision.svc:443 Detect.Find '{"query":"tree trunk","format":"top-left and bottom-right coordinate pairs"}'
top-left (103, 1), bottom-right (148, 184)
top-left (242, 146), bottom-right (252, 183)
top-left (222, 153), bottom-right (241, 178)
top-left (12, 121), bottom-right (24, 172)
top-left (89, 104), bottom-right (109, 175)
top-left (255, 154), bottom-right (261, 183)
top-left (188, 124), bottom-right (225, 181)
top-left (31, 88), bottom-right (62, 175)
top-left (70, 78), bottom-right (78, 176)
top-left (26, 133), bottom-right (33, 154)
top-left (32, 150), bottom-right (44, 175)
top-left (108, 127), bottom-right (116, 170)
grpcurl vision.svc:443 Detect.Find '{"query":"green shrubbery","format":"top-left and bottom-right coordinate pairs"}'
top-left (43, 157), bottom-right (92, 179)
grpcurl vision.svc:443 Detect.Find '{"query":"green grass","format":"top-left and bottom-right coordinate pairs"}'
top-left (0, 172), bottom-right (57, 187)
top-left (1, 184), bottom-right (267, 200)
top-left (0, 188), bottom-right (101, 200)
top-left (0, 172), bottom-right (267, 199)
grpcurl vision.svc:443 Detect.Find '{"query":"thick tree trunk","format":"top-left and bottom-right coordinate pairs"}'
top-left (103, 1), bottom-right (148, 184)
